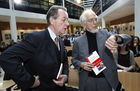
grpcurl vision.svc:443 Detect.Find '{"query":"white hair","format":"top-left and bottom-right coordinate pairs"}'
top-left (80, 9), bottom-right (98, 24)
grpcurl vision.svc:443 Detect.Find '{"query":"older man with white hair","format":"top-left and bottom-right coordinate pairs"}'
top-left (72, 9), bottom-right (131, 91)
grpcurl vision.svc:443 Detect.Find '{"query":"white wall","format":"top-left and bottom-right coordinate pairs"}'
top-left (135, 0), bottom-right (140, 37)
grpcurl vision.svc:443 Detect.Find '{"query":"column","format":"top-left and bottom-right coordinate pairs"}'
top-left (9, 0), bottom-right (18, 42)
top-left (100, 0), bottom-right (106, 29)
top-left (101, 17), bottom-right (106, 29)
top-left (62, 0), bottom-right (65, 7)
top-left (135, 0), bottom-right (140, 37)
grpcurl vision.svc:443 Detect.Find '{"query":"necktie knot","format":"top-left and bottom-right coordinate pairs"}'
top-left (55, 37), bottom-right (59, 43)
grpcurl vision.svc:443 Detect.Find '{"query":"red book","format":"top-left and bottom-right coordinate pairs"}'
top-left (86, 51), bottom-right (106, 75)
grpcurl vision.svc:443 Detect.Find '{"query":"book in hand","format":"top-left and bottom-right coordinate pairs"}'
top-left (56, 63), bottom-right (63, 79)
top-left (86, 51), bottom-right (106, 75)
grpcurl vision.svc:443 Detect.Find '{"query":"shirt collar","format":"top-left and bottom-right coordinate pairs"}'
top-left (48, 27), bottom-right (57, 41)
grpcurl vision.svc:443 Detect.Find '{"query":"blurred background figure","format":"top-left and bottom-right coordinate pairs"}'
top-left (130, 36), bottom-right (140, 57)
top-left (109, 26), bottom-right (119, 34)
top-left (63, 35), bottom-right (71, 46)
top-left (114, 44), bottom-right (136, 72)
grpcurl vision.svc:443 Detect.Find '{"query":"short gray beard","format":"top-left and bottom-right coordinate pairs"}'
top-left (88, 29), bottom-right (98, 33)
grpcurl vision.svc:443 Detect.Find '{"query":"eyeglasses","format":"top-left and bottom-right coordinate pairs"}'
top-left (87, 18), bottom-right (98, 22)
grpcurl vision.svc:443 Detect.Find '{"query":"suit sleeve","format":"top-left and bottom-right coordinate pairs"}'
top-left (62, 48), bottom-right (69, 76)
top-left (72, 40), bottom-right (82, 71)
top-left (0, 33), bottom-right (39, 90)
top-left (105, 28), bottom-right (132, 46)
top-left (117, 34), bottom-right (132, 46)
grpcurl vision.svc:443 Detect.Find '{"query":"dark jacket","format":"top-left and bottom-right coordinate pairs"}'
top-left (0, 29), bottom-right (68, 91)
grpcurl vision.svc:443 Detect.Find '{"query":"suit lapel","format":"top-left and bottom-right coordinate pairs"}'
top-left (96, 31), bottom-right (108, 66)
top-left (81, 35), bottom-right (89, 57)
top-left (96, 31), bottom-right (104, 58)
top-left (44, 30), bottom-right (59, 62)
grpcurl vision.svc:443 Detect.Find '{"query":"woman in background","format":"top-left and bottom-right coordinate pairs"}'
top-left (130, 36), bottom-right (140, 57)
top-left (114, 44), bottom-right (136, 72)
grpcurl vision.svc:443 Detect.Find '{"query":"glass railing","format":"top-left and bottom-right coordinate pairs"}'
top-left (65, 0), bottom-right (83, 19)
top-left (102, 0), bottom-right (117, 11)
top-left (0, 0), bottom-right (83, 19)
top-left (14, 0), bottom-right (52, 14)
top-left (55, 0), bottom-right (84, 19)
top-left (92, 0), bottom-right (118, 15)
top-left (0, 0), bottom-right (9, 9)
top-left (92, 0), bottom-right (101, 15)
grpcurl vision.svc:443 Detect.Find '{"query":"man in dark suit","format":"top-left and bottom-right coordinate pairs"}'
top-left (72, 9), bottom-right (131, 91)
top-left (0, 5), bottom-right (69, 91)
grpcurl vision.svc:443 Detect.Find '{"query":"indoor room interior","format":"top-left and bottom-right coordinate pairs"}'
top-left (0, 0), bottom-right (140, 91)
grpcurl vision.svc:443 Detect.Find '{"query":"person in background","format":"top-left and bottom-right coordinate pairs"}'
top-left (0, 5), bottom-right (69, 91)
top-left (72, 8), bottom-right (131, 91)
top-left (130, 36), bottom-right (140, 57)
top-left (63, 35), bottom-right (71, 46)
top-left (109, 27), bottom-right (119, 34)
top-left (113, 44), bottom-right (136, 72)
top-left (0, 41), bottom-right (7, 53)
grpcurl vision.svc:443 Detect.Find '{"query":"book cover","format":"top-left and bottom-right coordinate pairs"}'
top-left (56, 63), bottom-right (63, 79)
top-left (86, 51), bottom-right (106, 75)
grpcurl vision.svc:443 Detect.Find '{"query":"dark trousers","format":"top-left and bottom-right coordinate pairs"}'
top-left (84, 77), bottom-right (112, 91)
top-left (22, 85), bottom-right (66, 91)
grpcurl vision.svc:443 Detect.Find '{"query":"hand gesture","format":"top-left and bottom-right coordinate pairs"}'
top-left (105, 35), bottom-right (118, 53)
top-left (53, 75), bottom-right (67, 86)
top-left (31, 75), bottom-right (40, 88)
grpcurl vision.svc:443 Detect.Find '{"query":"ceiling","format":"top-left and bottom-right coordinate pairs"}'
top-left (68, 0), bottom-right (95, 8)
top-left (0, 15), bottom-right (47, 24)
top-left (103, 0), bottom-right (134, 23)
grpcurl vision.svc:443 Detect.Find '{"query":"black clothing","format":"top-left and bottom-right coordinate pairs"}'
top-left (130, 45), bottom-right (140, 57)
top-left (118, 52), bottom-right (130, 67)
top-left (86, 31), bottom-right (98, 54)
top-left (0, 30), bottom-right (68, 91)
top-left (86, 31), bottom-right (104, 78)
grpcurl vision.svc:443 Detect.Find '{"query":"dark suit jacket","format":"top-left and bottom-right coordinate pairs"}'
top-left (72, 29), bottom-right (131, 91)
top-left (0, 29), bottom-right (68, 91)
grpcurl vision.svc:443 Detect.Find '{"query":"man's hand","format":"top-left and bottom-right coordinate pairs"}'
top-left (53, 75), bottom-right (67, 86)
top-left (105, 35), bottom-right (118, 53)
top-left (31, 75), bottom-right (40, 88)
top-left (80, 62), bottom-right (94, 71)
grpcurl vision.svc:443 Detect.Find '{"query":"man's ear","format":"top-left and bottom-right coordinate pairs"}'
top-left (50, 17), bottom-right (54, 25)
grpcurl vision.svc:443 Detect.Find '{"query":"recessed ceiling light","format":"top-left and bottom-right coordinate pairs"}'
top-left (14, 0), bottom-right (22, 4)
top-left (76, 0), bottom-right (81, 4)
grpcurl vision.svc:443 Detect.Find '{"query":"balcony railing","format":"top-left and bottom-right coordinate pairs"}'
top-left (92, 0), bottom-right (118, 15)
top-left (102, 0), bottom-right (117, 11)
top-left (0, 0), bottom-right (9, 9)
top-left (0, 0), bottom-right (83, 19)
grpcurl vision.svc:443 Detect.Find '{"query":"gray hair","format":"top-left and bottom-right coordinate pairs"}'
top-left (46, 5), bottom-right (67, 25)
top-left (80, 9), bottom-right (98, 24)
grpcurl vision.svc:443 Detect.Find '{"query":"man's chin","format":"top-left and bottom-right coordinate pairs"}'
top-left (60, 32), bottom-right (65, 35)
